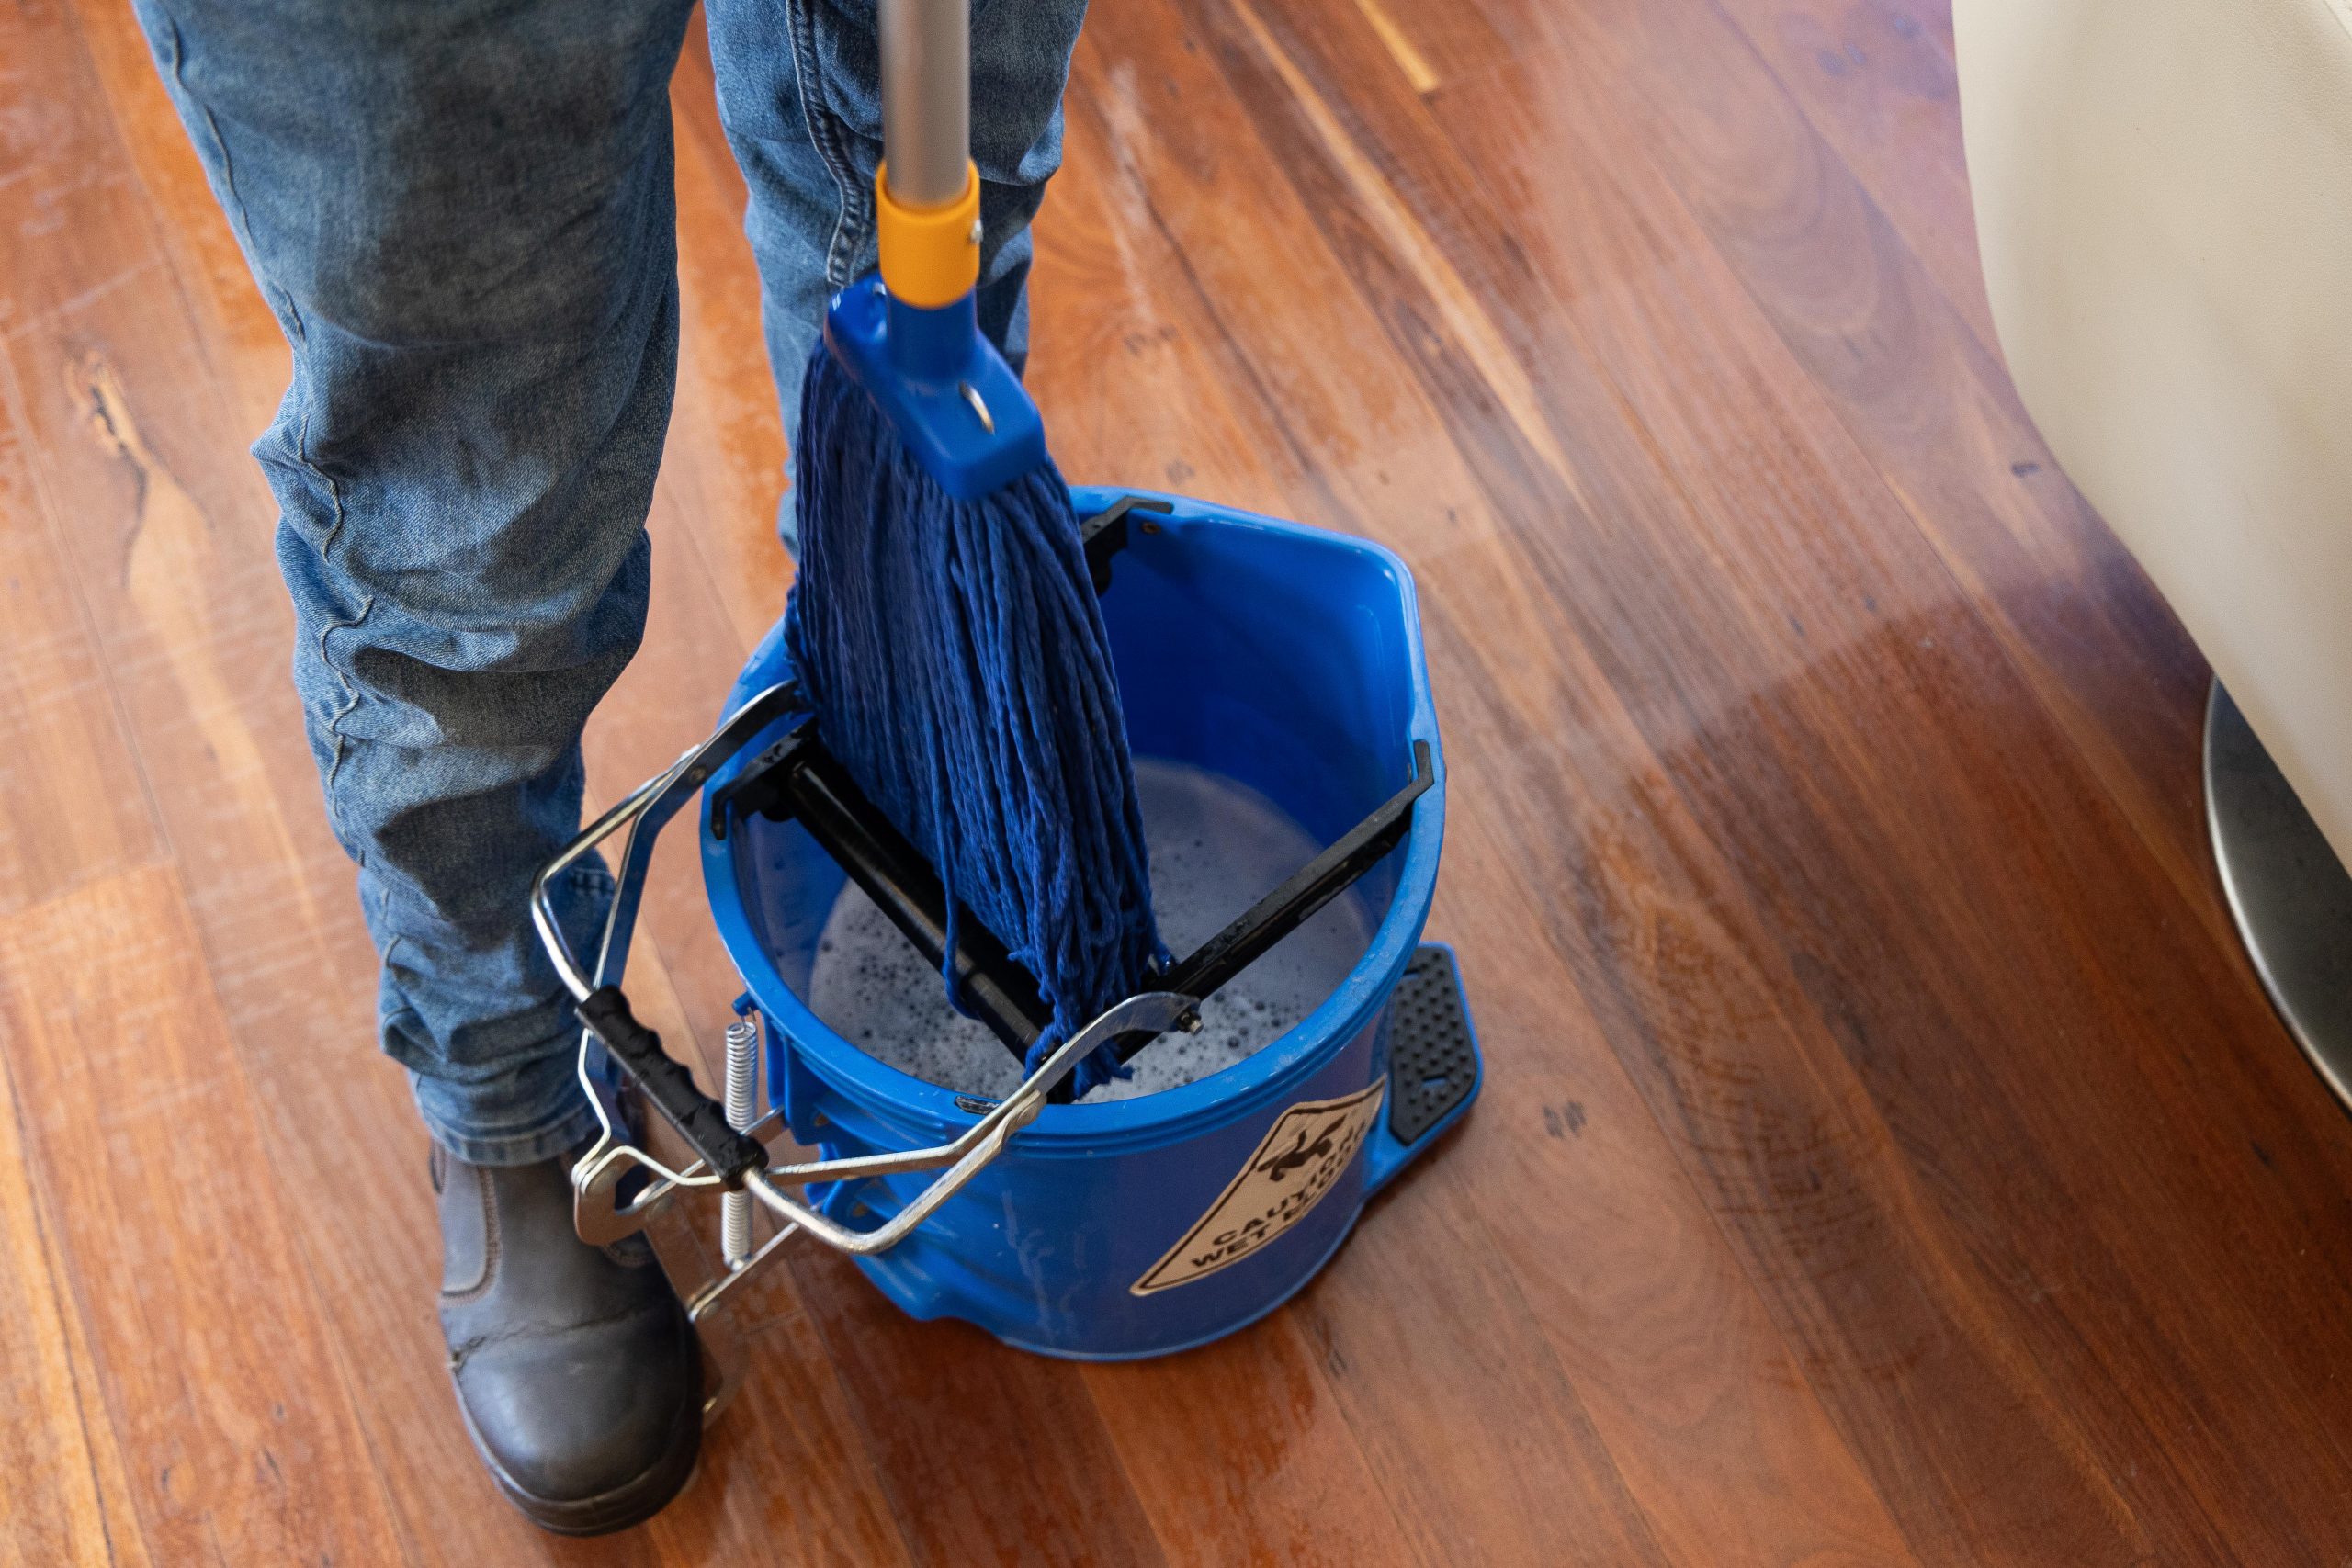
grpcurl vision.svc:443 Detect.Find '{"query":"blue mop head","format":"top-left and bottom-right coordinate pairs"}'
top-left (784, 288), bottom-right (1164, 1098)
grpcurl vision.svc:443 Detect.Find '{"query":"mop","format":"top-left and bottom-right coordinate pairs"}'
top-left (781, 0), bottom-right (1162, 1098)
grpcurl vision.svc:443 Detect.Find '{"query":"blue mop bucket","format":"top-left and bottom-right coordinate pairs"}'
top-left (699, 488), bottom-right (1477, 1359)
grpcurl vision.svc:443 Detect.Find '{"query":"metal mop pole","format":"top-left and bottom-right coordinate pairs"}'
top-left (879, 0), bottom-right (971, 210)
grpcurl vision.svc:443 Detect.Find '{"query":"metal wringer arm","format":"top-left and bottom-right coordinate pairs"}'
top-left (537, 502), bottom-right (1183, 1258)
top-left (526, 678), bottom-right (1200, 1418)
top-left (527, 680), bottom-right (1185, 1227)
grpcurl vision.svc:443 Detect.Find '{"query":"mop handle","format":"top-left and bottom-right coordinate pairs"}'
top-left (880, 0), bottom-right (968, 209)
top-left (876, 0), bottom-right (981, 310)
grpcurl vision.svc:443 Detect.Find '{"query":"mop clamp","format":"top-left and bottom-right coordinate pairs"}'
top-left (821, 276), bottom-right (1045, 500)
top-left (876, 160), bottom-right (980, 308)
top-left (831, 0), bottom-right (1034, 499)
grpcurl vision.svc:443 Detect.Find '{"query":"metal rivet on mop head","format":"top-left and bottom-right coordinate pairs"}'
top-left (958, 380), bottom-right (993, 434)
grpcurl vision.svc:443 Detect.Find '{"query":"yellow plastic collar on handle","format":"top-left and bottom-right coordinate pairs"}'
top-left (876, 160), bottom-right (980, 309)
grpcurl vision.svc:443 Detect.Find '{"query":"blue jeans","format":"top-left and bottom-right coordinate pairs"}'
top-left (133, 0), bottom-right (1088, 1163)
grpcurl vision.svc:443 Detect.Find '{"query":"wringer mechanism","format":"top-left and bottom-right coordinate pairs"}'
top-left (531, 499), bottom-right (1439, 1418)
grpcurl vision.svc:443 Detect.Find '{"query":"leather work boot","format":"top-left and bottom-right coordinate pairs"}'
top-left (433, 1145), bottom-right (702, 1535)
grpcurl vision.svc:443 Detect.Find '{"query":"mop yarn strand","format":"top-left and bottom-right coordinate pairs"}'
top-left (785, 343), bottom-right (1164, 1097)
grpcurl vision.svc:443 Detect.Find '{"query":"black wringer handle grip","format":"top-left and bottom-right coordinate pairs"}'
top-left (576, 987), bottom-right (767, 1186)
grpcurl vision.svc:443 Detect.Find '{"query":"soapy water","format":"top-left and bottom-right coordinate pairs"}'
top-left (806, 758), bottom-right (1376, 1101)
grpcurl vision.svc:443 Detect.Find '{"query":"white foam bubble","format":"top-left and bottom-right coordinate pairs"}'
top-left (804, 758), bottom-right (1375, 1101)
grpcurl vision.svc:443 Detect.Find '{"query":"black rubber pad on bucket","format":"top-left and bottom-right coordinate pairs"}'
top-left (1386, 945), bottom-right (1476, 1145)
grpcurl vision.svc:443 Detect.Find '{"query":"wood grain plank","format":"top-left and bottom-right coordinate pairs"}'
top-left (1270, 0), bottom-right (2201, 982)
top-left (0, 310), bottom-right (160, 1568)
top-left (1410, 534), bottom-right (1929, 1568)
top-left (1657, 0), bottom-right (1991, 353)
top-left (1029, 107), bottom-right (1312, 513)
top-left (1498, 0), bottom-right (2226, 963)
top-left (786, 1254), bottom-right (1171, 1568)
top-left (1080, 1326), bottom-right (1420, 1568)
top-left (1424, 28), bottom-right (2352, 1563)
top-left (1064, 3), bottom-right (1920, 1562)
top-left (1204, 0), bottom-right (2352, 1555)
top-left (0, 369), bottom-right (163, 917)
top-left (1283, 1174), bottom-right (1670, 1568)
top-left (0, 1024), bottom-right (148, 1568)
top-left (1159, 0), bottom-right (2204, 1558)
top-left (0, 865), bottom-right (409, 1566)
top-left (62, 0), bottom-right (289, 428)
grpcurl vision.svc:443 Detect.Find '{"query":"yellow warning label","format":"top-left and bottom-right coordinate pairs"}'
top-left (1130, 1078), bottom-right (1387, 1296)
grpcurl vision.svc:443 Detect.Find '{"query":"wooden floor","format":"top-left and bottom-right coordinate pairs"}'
top-left (6, 0), bottom-right (2350, 1562)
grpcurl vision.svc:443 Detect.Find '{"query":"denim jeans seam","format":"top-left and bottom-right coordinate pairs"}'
top-left (164, 1), bottom-right (355, 554)
top-left (294, 403), bottom-right (350, 556)
top-left (784, 0), bottom-right (867, 287)
top-left (374, 878), bottom-right (406, 976)
top-left (315, 593), bottom-right (373, 840)
top-left (160, 9), bottom-right (311, 351)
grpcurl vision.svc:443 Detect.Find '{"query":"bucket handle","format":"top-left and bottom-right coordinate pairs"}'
top-left (528, 682), bottom-right (1193, 1262)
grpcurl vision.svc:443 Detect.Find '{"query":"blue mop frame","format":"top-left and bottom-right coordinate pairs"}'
top-left (821, 276), bottom-right (1046, 501)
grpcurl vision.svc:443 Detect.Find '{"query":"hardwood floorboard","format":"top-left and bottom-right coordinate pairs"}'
top-left (1417, 24), bottom-right (2352, 1562)
top-left (0, 864), bottom-right (410, 1566)
top-left (1213, 0), bottom-right (2352, 1561)
top-left (784, 1256), bottom-right (1171, 1568)
top-left (0, 356), bottom-right (164, 920)
top-left (1159, 0), bottom-right (2352, 1557)
top-left (62, 0), bottom-right (289, 427)
top-left (6, 0), bottom-right (2351, 1560)
top-left (1497, 0), bottom-right (2227, 956)
top-left (1064, 4), bottom-right (1922, 1561)
top-left (1279, 1173), bottom-right (1673, 1568)
top-left (0, 999), bottom-right (146, 1568)
top-left (1656, 0), bottom-right (1994, 354)
top-left (1080, 1328), bottom-right (1420, 1568)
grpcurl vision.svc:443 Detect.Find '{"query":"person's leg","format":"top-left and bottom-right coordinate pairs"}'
top-left (133, 0), bottom-right (695, 1165)
top-left (132, 0), bottom-right (705, 1531)
top-left (704, 0), bottom-right (1091, 547)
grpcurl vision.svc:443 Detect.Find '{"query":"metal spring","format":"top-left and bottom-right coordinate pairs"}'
top-left (722, 1018), bottom-right (759, 1268)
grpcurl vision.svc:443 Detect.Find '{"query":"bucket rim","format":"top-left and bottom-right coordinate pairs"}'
top-left (698, 488), bottom-right (1443, 1153)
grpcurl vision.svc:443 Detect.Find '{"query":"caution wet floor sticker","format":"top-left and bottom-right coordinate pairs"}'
top-left (1131, 1078), bottom-right (1387, 1295)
